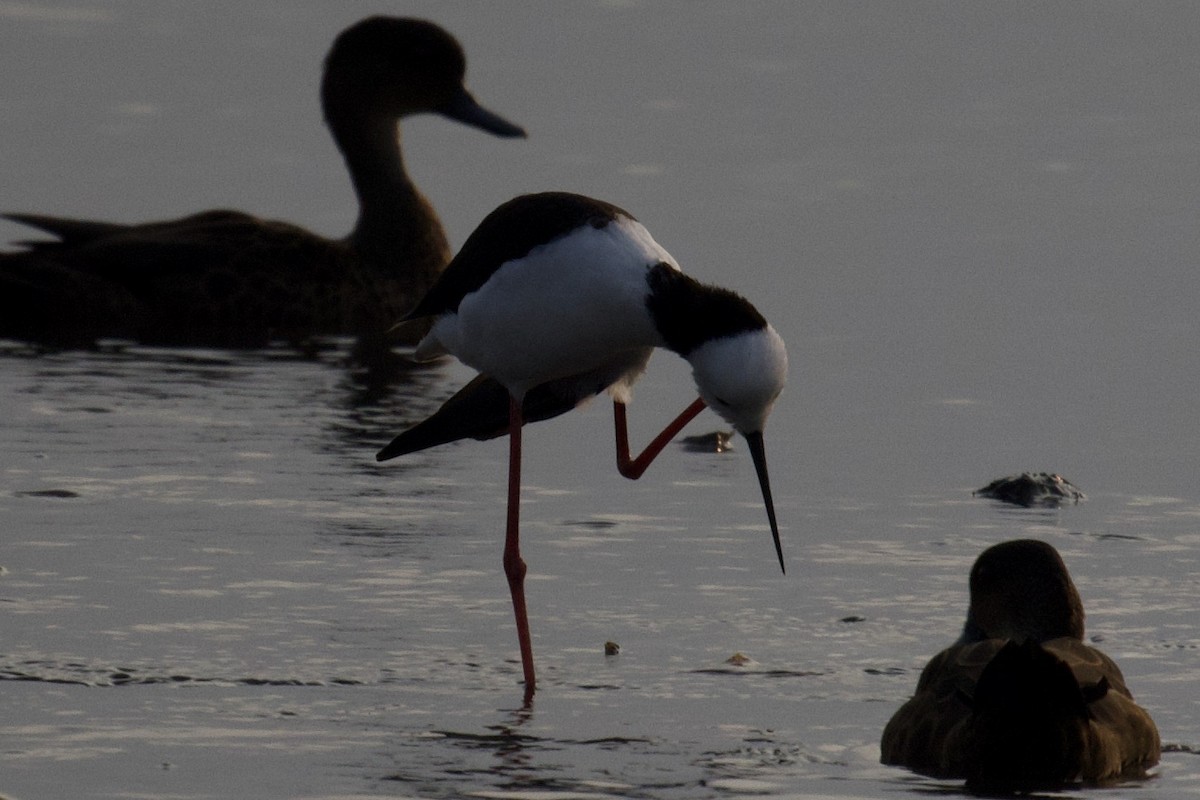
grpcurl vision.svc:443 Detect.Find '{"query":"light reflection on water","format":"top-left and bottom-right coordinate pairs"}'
top-left (1, 344), bottom-right (1197, 799)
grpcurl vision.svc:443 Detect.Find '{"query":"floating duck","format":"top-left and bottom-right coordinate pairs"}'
top-left (881, 539), bottom-right (1159, 792)
top-left (0, 17), bottom-right (524, 353)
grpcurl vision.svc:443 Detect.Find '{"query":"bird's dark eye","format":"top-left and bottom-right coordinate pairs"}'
top-left (713, 396), bottom-right (730, 407)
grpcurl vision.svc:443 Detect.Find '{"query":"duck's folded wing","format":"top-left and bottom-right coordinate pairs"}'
top-left (881, 641), bottom-right (1005, 776)
top-left (1041, 638), bottom-right (1161, 780)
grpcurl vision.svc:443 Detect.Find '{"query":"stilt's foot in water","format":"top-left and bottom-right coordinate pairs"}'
top-left (503, 547), bottom-right (536, 696)
top-left (503, 394), bottom-right (537, 697)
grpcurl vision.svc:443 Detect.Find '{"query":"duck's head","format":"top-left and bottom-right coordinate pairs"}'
top-left (322, 16), bottom-right (525, 137)
top-left (964, 539), bottom-right (1085, 642)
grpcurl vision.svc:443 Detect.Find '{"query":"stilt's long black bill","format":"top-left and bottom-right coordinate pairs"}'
top-left (745, 431), bottom-right (785, 574)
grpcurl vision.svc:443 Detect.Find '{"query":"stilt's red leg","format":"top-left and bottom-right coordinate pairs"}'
top-left (501, 394), bottom-right (536, 699)
top-left (614, 397), bottom-right (707, 480)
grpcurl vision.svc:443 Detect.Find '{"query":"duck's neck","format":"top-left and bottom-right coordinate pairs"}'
top-left (330, 110), bottom-right (451, 292)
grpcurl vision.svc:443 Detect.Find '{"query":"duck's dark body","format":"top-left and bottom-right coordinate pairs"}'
top-left (883, 636), bottom-right (1159, 791)
top-left (1, 210), bottom-right (408, 348)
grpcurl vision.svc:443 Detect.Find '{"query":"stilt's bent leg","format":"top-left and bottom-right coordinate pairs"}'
top-left (614, 397), bottom-right (707, 480)
top-left (501, 395), bottom-right (536, 698)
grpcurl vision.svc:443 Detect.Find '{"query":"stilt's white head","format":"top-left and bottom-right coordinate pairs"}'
top-left (687, 325), bottom-right (787, 435)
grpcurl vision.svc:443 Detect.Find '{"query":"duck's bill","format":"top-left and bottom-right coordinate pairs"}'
top-left (745, 431), bottom-right (785, 574)
top-left (439, 89), bottom-right (526, 138)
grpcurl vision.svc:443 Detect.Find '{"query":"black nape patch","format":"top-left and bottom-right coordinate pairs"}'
top-left (644, 263), bottom-right (766, 356)
top-left (405, 192), bottom-right (632, 318)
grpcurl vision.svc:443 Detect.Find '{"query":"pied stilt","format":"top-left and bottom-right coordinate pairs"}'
top-left (378, 191), bottom-right (788, 700)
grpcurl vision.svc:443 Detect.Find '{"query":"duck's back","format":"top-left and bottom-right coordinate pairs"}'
top-left (881, 637), bottom-right (1160, 790)
top-left (0, 210), bottom-right (428, 347)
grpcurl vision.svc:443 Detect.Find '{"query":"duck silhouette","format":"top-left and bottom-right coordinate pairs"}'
top-left (0, 16), bottom-right (524, 353)
top-left (881, 539), bottom-right (1160, 792)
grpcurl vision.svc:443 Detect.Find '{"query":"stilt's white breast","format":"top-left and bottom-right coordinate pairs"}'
top-left (426, 217), bottom-right (678, 397)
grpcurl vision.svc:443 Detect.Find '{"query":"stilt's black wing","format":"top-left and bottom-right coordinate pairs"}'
top-left (376, 374), bottom-right (601, 461)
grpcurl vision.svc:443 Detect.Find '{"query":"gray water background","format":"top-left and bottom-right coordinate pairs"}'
top-left (1, 2), bottom-right (1198, 798)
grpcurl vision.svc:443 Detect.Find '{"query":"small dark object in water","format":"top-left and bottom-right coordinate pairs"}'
top-left (604, 641), bottom-right (620, 656)
top-left (974, 472), bottom-right (1084, 508)
top-left (15, 489), bottom-right (79, 499)
top-left (881, 539), bottom-right (1159, 792)
top-left (680, 430), bottom-right (734, 453)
